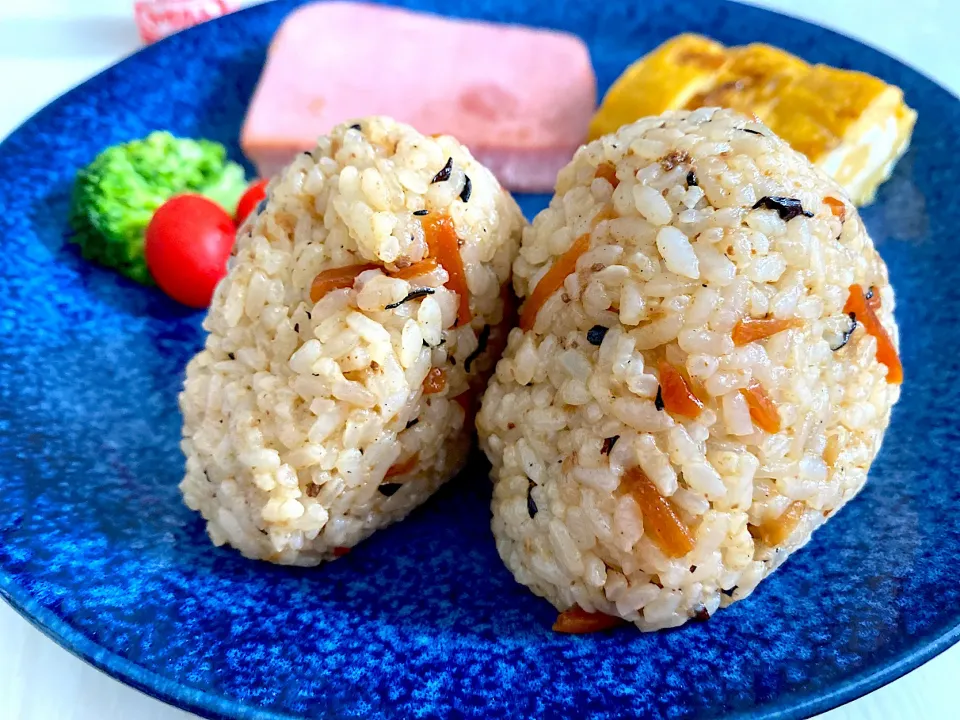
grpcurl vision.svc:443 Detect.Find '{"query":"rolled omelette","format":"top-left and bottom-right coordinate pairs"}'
top-left (588, 34), bottom-right (917, 206)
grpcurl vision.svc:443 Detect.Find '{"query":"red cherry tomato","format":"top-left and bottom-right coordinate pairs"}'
top-left (145, 194), bottom-right (236, 308)
top-left (235, 179), bottom-right (268, 225)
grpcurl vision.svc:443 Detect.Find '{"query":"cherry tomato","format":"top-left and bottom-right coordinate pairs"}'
top-left (234, 179), bottom-right (268, 225)
top-left (145, 194), bottom-right (236, 308)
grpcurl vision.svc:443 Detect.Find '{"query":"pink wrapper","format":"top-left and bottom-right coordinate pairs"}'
top-left (134, 0), bottom-right (240, 44)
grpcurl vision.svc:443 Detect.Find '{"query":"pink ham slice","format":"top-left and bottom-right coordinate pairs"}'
top-left (240, 1), bottom-right (596, 192)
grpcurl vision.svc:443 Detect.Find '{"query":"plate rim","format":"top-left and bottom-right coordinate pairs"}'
top-left (1, 0), bottom-right (959, 718)
top-left (6, 558), bottom-right (960, 720)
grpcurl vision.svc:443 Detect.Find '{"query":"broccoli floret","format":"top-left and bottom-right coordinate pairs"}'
top-left (68, 131), bottom-right (247, 284)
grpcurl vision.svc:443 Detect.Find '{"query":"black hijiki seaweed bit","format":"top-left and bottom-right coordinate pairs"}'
top-left (527, 479), bottom-right (538, 518)
top-left (752, 196), bottom-right (814, 222)
top-left (349, 123), bottom-right (362, 131)
top-left (587, 325), bottom-right (609, 346)
top-left (378, 483), bottom-right (402, 497)
top-left (686, 170), bottom-right (698, 187)
top-left (831, 312), bottom-right (858, 352)
top-left (655, 386), bottom-right (665, 411)
top-left (601, 435), bottom-right (620, 455)
top-left (405, 418), bottom-right (419, 429)
top-left (464, 325), bottom-right (491, 372)
top-left (413, 209), bottom-right (429, 216)
top-left (459, 175), bottom-right (472, 203)
top-left (385, 287), bottom-right (436, 310)
top-left (431, 157), bottom-right (453, 184)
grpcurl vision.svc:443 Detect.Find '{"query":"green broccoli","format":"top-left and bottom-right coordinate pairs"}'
top-left (68, 131), bottom-right (247, 284)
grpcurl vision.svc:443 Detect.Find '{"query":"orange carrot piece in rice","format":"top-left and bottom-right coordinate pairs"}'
top-left (519, 233), bottom-right (591, 331)
top-left (752, 501), bottom-right (805, 546)
top-left (309, 263), bottom-right (379, 302)
top-left (741, 379), bottom-right (781, 433)
top-left (553, 605), bottom-right (626, 634)
top-left (593, 205), bottom-right (617, 223)
top-left (623, 468), bottom-right (695, 559)
top-left (732, 317), bottom-right (803, 346)
top-left (423, 367), bottom-right (447, 394)
top-left (824, 196), bottom-right (846, 222)
top-left (390, 258), bottom-right (440, 280)
top-left (594, 163), bottom-right (619, 189)
top-left (385, 452), bottom-right (420, 478)
top-left (843, 284), bottom-right (902, 384)
top-left (422, 214), bottom-right (471, 326)
top-left (658, 361), bottom-right (704, 419)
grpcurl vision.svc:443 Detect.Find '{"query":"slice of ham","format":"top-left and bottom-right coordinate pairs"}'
top-left (240, 1), bottom-right (596, 192)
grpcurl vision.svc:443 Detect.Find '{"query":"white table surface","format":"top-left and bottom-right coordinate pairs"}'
top-left (1, 0), bottom-right (958, 718)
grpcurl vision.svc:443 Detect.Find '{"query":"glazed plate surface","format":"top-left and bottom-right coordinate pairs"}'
top-left (1, 1), bottom-right (958, 717)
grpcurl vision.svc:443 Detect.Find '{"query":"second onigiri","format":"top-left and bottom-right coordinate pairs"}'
top-left (478, 108), bottom-right (901, 631)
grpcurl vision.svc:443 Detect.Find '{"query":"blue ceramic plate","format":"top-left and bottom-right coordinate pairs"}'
top-left (1, 1), bottom-right (958, 718)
